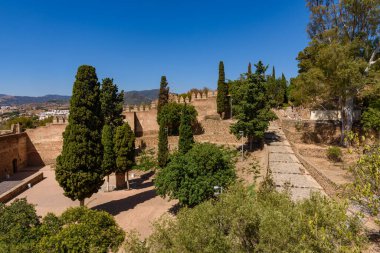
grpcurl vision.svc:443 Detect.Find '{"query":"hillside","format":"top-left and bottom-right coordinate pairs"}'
top-left (0, 94), bottom-right (71, 106)
top-left (0, 89), bottom-right (159, 106)
top-left (123, 89), bottom-right (159, 105)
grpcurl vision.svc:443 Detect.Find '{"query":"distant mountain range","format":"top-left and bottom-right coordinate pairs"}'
top-left (0, 89), bottom-right (159, 106)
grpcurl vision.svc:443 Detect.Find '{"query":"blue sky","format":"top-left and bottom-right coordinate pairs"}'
top-left (0, 1), bottom-right (310, 96)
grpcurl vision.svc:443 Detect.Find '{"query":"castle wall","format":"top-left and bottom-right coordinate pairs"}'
top-left (25, 124), bottom-right (66, 166)
top-left (0, 133), bottom-right (28, 180)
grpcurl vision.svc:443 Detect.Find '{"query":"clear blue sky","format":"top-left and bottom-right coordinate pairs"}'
top-left (0, 1), bottom-right (310, 96)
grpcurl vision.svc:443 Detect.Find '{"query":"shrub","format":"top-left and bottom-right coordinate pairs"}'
top-left (125, 184), bottom-right (365, 252)
top-left (326, 146), bottom-right (342, 162)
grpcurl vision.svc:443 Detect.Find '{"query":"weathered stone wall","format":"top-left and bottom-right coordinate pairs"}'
top-left (281, 119), bottom-right (342, 144)
top-left (123, 90), bottom-right (219, 136)
top-left (26, 124), bottom-right (66, 166)
top-left (0, 133), bottom-right (28, 180)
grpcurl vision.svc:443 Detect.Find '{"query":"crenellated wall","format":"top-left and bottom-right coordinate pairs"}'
top-left (123, 90), bottom-right (219, 136)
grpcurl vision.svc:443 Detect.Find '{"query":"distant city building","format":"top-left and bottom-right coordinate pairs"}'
top-left (39, 110), bottom-right (69, 120)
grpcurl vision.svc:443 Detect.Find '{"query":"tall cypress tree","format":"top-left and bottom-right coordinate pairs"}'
top-left (157, 76), bottom-right (169, 119)
top-left (281, 73), bottom-right (288, 104)
top-left (178, 104), bottom-right (194, 154)
top-left (56, 65), bottom-right (103, 206)
top-left (248, 62), bottom-right (252, 76)
top-left (114, 122), bottom-right (135, 190)
top-left (157, 124), bottom-right (169, 168)
top-left (101, 78), bottom-right (124, 127)
top-left (100, 78), bottom-right (124, 191)
top-left (216, 61), bottom-right (228, 118)
top-left (272, 66), bottom-right (276, 79)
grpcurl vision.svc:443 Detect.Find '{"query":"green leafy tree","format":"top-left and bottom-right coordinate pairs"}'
top-left (178, 104), bottom-right (194, 154)
top-left (0, 198), bottom-right (40, 252)
top-left (216, 61), bottom-right (229, 118)
top-left (157, 76), bottom-right (169, 118)
top-left (126, 184), bottom-right (365, 253)
top-left (56, 65), bottom-right (103, 206)
top-left (38, 207), bottom-right (125, 252)
top-left (230, 61), bottom-right (277, 149)
top-left (100, 78), bottom-right (124, 191)
top-left (114, 122), bottom-right (136, 190)
top-left (155, 143), bottom-right (236, 207)
top-left (157, 102), bottom-right (197, 135)
top-left (157, 124), bottom-right (169, 168)
top-left (292, 0), bottom-right (380, 144)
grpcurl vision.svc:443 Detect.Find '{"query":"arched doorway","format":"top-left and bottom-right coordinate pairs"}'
top-left (12, 159), bottom-right (17, 174)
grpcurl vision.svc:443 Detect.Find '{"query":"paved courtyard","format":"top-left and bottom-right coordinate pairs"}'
top-left (0, 170), bottom-right (38, 195)
top-left (12, 166), bottom-right (177, 238)
top-left (266, 121), bottom-right (325, 200)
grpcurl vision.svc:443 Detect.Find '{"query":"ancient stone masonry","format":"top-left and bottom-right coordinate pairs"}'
top-left (123, 90), bottom-right (219, 137)
top-left (0, 133), bottom-right (28, 180)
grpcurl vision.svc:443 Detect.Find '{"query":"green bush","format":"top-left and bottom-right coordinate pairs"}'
top-left (0, 199), bottom-right (125, 252)
top-left (326, 146), bottom-right (342, 162)
top-left (155, 143), bottom-right (236, 207)
top-left (124, 184), bottom-right (365, 253)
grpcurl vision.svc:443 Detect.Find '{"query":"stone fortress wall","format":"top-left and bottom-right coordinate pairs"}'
top-left (0, 91), bottom-right (223, 180)
top-left (123, 90), bottom-right (218, 137)
top-left (0, 117), bottom-right (67, 181)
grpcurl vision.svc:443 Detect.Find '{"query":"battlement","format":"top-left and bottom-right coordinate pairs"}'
top-left (124, 90), bottom-right (218, 113)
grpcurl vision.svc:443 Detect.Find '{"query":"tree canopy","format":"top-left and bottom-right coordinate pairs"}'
top-left (157, 102), bottom-right (197, 135)
top-left (230, 61), bottom-right (277, 148)
top-left (155, 143), bottom-right (236, 207)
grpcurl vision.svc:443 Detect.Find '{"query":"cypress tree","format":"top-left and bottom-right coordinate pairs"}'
top-left (157, 76), bottom-right (169, 119)
top-left (100, 78), bottom-right (124, 127)
top-left (272, 66), bottom-right (276, 79)
top-left (248, 62), bottom-right (252, 76)
top-left (178, 104), bottom-right (194, 154)
top-left (100, 78), bottom-right (124, 191)
top-left (101, 124), bottom-right (115, 192)
top-left (114, 122), bottom-right (135, 190)
top-left (217, 61), bottom-right (228, 118)
top-left (56, 65), bottom-right (103, 206)
top-left (157, 124), bottom-right (169, 168)
top-left (281, 73), bottom-right (288, 104)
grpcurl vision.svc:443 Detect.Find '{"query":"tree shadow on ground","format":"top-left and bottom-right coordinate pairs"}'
top-left (92, 189), bottom-right (157, 215)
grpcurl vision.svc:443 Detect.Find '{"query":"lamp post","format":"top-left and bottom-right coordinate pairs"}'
top-left (239, 130), bottom-right (244, 161)
top-left (213, 185), bottom-right (223, 196)
top-left (230, 97), bottom-right (233, 119)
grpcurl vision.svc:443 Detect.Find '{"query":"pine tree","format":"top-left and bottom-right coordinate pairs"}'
top-left (157, 76), bottom-right (169, 119)
top-left (216, 61), bottom-right (228, 118)
top-left (114, 122), bottom-right (135, 190)
top-left (230, 61), bottom-right (277, 149)
top-left (157, 124), bottom-right (169, 168)
top-left (178, 104), bottom-right (194, 154)
top-left (56, 65), bottom-right (103, 206)
top-left (248, 62), bottom-right (252, 76)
